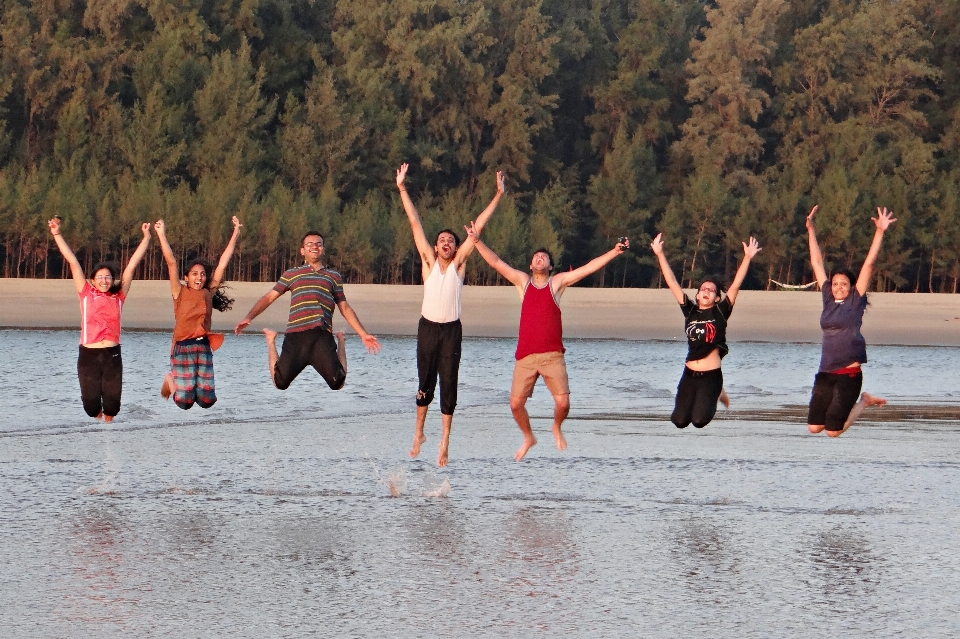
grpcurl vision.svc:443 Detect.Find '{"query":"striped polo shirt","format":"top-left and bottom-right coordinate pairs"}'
top-left (272, 264), bottom-right (346, 333)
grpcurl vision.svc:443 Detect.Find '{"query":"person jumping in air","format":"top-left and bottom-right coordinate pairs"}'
top-left (397, 163), bottom-right (505, 467)
top-left (234, 232), bottom-right (381, 391)
top-left (651, 233), bottom-right (761, 429)
top-left (465, 221), bottom-right (629, 461)
top-left (48, 217), bottom-right (152, 422)
top-left (155, 217), bottom-right (241, 410)
top-left (805, 205), bottom-right (892, 437)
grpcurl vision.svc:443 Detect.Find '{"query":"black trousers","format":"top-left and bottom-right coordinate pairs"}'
top-left (77, 345), bottom-right (123, 418)
top-left (671, 367), bottom-right (723, 429)
top-left (416, 317), bottom-right (462, 415)
top-left (273, 328), bottom-right (346, 391)
top-left (808, 371), bottom-right (863, 431)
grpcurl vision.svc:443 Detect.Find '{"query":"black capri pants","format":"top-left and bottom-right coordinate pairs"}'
top-left (416, 317), bottom-right (462, 415)
top-left (273, 327), bottom-right (346, 391)
top-left (671, 367), bottom-right (723, 429)
top-left (77, 345), bottom-right (123, 418)
top-left (807, 371), bottom-right (862, 431)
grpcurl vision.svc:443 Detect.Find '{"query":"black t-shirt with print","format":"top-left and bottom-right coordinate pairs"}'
top-left (680, 294), bottom-right (733, 362)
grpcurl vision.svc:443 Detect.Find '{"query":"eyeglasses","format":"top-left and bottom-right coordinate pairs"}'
top-left (699, 288), bottom-right (717, 294)
top-left (94, 275), bottom-right (114, 281)
top-left (304, 241), bottom-right (323, 248)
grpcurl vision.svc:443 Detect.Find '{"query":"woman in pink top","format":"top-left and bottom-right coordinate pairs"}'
top-left (48, 217), bottom-right (152, 422)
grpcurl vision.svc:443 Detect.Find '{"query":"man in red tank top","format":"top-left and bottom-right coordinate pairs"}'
top-left (465, 221), bottom-right (629, 461)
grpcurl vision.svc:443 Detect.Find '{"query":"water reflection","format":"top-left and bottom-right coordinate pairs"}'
top-left (63, 505), bottom-right (136, 627)
top-left (400, 500), bottom-right (468, 563)
top-left (671, 516), bottom-right (741, 602)
top-left (803, 525), bottom-right (881, 607)
top-left (502, 506), bottom-right (580, 597)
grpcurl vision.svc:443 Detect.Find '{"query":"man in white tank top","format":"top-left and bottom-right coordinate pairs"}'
top-left (397, 163), bottom-right (505, 467)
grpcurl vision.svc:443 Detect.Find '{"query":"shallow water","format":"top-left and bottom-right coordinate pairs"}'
top-left (2, 330), bottom-right (959, 637)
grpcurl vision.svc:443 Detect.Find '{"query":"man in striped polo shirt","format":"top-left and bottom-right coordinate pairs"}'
top-left (234, 232), bottom-right (381, 390)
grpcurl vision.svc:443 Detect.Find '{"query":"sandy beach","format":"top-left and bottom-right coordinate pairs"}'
top-left (2, 278), bottom-right (960, 345)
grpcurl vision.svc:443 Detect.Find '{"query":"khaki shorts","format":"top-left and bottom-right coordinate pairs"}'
top-left (511, 351), bottom-right (570, 398)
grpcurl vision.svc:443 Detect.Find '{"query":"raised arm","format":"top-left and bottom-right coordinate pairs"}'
top-left (154, 219), bottom-right (181, 299)
top-left (396, 163), bottom-right (435, 273)
top-left (856, 207), bottom-right (896, 295)
top-left (724, 237), bottom-right (761, 306)
top-left (552, 238), bottom-right (629, 295)
top-left (48, 217), bottom-right (86, 294)
top-left (336, 300), bottom-right (382, 354)
top-left (210, 216), bottom-right (242, 289)
top-left (455, 171), bottom-right (505, 267)
top-left (806, 205), bottom-right (828, 288)
top-left (234, 289), bottom-right (283, 334)
top-left (463, 220), bottom-right (529, 294)
top-left (120, 223), bottom-right (152, 296)
top-left (650, 233), bottom-right (685, 304)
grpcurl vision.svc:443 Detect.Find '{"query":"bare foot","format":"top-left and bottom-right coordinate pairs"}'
top-left (409, 431), bottom-right (426, 458)
top-left (160, 372), bottom-right (174, 400)
top-left (861, 392), bottom-right (887, 407)
top-left (552, 425), bottom-right (567, 451)
top-left (514, 436), bottom-right (537, 461)
top-left (94, 412), bottom-right (103, 421)
top-left (437, 438), bottom-right (449, 467)
top-left (103, 415), bottom-right (113, 423)
top-left (719, 388), bottom-right (730, 408)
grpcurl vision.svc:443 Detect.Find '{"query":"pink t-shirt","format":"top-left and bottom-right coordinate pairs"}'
top-left (78, 282), bottom-right (125, 345)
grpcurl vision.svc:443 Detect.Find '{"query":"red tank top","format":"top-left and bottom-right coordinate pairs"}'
top-left (515, 278), bottom-right (564, 360)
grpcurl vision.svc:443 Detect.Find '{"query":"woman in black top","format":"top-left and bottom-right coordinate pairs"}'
top-left (806, 205), bottom-right (893, 437)
top-left (651, 233), bottom-right (761, 428)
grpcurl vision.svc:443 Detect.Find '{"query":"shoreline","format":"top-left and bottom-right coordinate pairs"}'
top-left (3, 278), bottom-right (960, 345)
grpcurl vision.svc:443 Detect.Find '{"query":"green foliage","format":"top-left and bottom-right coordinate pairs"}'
top-left (0, 0), bottom-right (958, 291)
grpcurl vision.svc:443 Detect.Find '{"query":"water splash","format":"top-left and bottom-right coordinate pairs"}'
top-left (421, 474), bottom-right (450, 498)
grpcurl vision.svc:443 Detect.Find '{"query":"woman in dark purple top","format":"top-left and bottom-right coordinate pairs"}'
top-left (806, 205), bottom-right (895, 437)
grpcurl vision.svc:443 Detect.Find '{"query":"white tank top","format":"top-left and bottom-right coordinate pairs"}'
top-left (421, 259), bottom-right (463, 323)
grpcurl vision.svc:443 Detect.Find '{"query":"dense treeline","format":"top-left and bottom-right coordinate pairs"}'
top-left (1, 0), bottom-right (959, 290)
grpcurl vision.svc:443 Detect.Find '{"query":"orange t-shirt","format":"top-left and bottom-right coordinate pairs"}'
top-left (173, 287), bottom-right (213, 344)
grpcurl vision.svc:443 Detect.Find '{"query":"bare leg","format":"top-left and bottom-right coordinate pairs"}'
top-left (831, 392), bottom-right (887, 436)
top-left (263, 329), bottom-right (280, 387)
top-left (718, 388), bottom-right (730, 409)
top-left (103, 414), bottom-right (113, 423)
top-left (437, 413), bottom-right (452, 467)
top-left (551, 393), bottom-right (570, 452)
top-left (335, 330), bottom-right (347, 375)
top-left (160, 371), bottom-right (174, 400)
top-left (410, 405), bottom-right (428, 458)
top-left (510, 395), bottom-right (538, 461)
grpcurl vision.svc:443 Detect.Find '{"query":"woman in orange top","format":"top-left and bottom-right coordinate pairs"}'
top-left (155, 216), bottom-right (241, 409)
top-left (48, 217), bottom-right (152, 421)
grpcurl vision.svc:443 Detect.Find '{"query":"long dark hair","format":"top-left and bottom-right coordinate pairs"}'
top-left (89, 262), bottom-right (122, 295)
top-left (697, 277), bottom-right (726, 297)
top-left (829, 268), bottom-right (868, 304)
top-left (185, 259), bottom-right (235, 312)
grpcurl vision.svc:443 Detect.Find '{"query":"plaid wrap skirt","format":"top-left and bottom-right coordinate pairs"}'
top-left (170, 337), bottom-right (216, 410)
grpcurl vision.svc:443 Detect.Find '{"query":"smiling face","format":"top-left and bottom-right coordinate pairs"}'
top-left (186, 263), bottom-right (207, 290)
top-left (301, 235), bottom-right (324, 264)
top-left (831, 273), bottom-right (852, 301)
top-left (696, 281), bottom-right (719, 309)
top-left (92, 268), bottom-right (114, 293)
top-left (435, 231), bottom-right (458, 262)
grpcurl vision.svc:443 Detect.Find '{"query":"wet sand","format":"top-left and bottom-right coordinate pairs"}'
top-left (3, 279), bottom-right (960, 345)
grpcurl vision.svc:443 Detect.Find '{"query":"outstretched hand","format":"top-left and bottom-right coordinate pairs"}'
top-left (234, 319), bottom-right (250, 335)
top-left (154, 219), bottom-right (166, 236)
top-left (496, 170), bottom-right (506, 194)
top-left (742, 236), bottom-right (761, 259)
top-left (463, 220), bottom-right (480, 243)
top-left (362, 334), bottom-right (382, 354)
top-left (872, 207), bottom-right (897, 231)
top-left (232, 215), bottom-right (242, 231)
top-left (805, 205), bottom-right (818, 231)
top-left (141, 222), bottom-right (151, 237)
top-left (48, 217), bottom-right (61, 235)
top-left (396, 163), bottom-right (409, 189)
top-left (615, 237), bottom-right (630, 253)
top-left (650, 232), bottom-right (665, 256)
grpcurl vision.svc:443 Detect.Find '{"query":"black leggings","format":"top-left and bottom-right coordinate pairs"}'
top-left (416, 317), bottom-right (462, 415)
top-left (77, 345), bottom-right (123, 418)
top-left (808, 371), bottom-right (863, 431)
top-left (671, 367), bottom-right (723, 429)
top-left (273, 328), bottom-right (346, 391)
